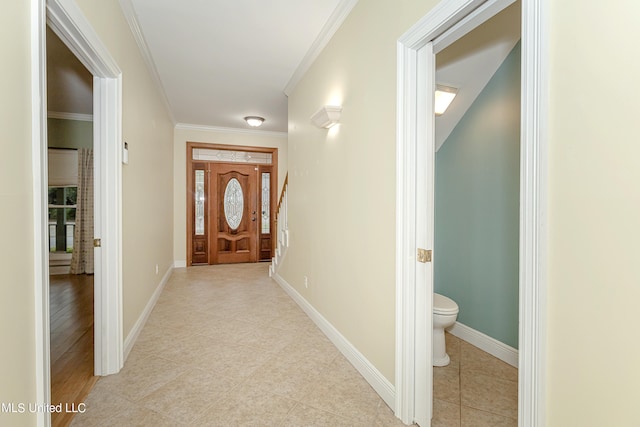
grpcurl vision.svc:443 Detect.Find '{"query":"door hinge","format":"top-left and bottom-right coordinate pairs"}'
top-left (93, 238), bottom-right (101, 248)
top-left (417, 248), bottom-right (432, 263)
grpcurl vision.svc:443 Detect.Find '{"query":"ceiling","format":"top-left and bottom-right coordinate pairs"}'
top-left (46, 0), bottom-right (520, 138)
top-left (47, 27), bottom-right (93, 116)
top-left (436, 1), bottom-right (521, 150)
top-left (124, 0), bottom-right (350, 133)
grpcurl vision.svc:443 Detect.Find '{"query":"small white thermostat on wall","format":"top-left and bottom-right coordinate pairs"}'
top-left (123, 141), bottom-right (129, 164)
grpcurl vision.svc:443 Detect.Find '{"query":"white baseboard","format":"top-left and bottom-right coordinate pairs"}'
top-left (448, 321), bottom-right (518, 368)
top-left (272, 273), bottom-right (395, 410)
top-left (173, 260), bottom-right (187, 268)
top-left (123, 265), bottom-right (173, 361)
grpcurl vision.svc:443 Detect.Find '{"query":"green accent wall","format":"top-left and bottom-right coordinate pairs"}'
top-left (434, 41), bottom-right (521, 348)
top-left (47, 118), bottom-right (92, 149)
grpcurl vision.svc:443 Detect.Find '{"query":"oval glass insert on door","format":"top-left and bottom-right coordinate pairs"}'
top-left (224, 178), bottom-right (244, 229)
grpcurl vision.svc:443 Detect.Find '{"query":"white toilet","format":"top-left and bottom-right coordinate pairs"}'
top-left (433, 293), bottom-right (459, 367)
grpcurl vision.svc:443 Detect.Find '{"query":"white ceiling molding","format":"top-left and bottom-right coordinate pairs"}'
top-left (175, 123), bottom-right (288, 139)
top-left (118, 0), bottom-right (176, 124)
top-left (283, 0), bottom-right (360, 96)
top-left (48, 111), bottom-right (94, 121)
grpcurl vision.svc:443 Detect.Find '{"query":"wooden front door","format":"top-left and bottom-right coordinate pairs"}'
top-left (212, 164), bottom-right (258, 264)
top-left (187, 143), bottom-right (277, 266)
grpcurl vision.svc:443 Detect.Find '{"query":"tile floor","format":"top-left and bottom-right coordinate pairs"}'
top-left (71, 263), bottom-right (406, 426)
top-left (70, 263), bottom-right (517, 427)
top-left (432, 334), bottom-right (518, 426)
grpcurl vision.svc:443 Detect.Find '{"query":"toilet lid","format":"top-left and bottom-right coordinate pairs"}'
top-left (433, 293), bottom-right (459, 315)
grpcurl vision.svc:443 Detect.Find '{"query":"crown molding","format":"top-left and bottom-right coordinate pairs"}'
top-left (283, 0), bottom-right (359, 96)
top-left (47, 111), bottom-right (93, 121)
top-left (175, 123), bottom-right (288, 138)
top-left (118, 0), bottom-right (176, 124)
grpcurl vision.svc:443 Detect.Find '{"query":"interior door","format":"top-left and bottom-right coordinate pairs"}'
top-left (415, 40), bottom-right (435, 426)
top-left (212, 164), bottom-right (258, 264)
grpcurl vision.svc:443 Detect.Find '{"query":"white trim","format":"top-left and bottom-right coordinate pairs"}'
top-left (92, 74), bottom-right (124, 376)
top-left (46, 1), bottom-right (119, 77)
top-left (32, 0), bottom-right (50, 424)
top-left (396, 0), bottom-right (548, 425)
top-left (173, 260), bottom-right (187, 268)
top-left (123, 266), bottom-right (173, 360)
top-left (449, 322), bottom-right (519, 368)
top-left (283, 0), bottom-right (359, 96)
top-left (272, 273), bottom-right (395, 409)
top-left (46, 0), bottom-right (124, 377)
top-left (412, 41), bottom-right (435, 427)
top-left (519, 0), bottom-right (548, 424)
top-left (47, 111), bottom-right (93, 121)
top-left (395, 35), bottom-right (418, 425)
top-left (175, 122), bottom-right (287, 139)
top-left (118, 0), bottom-right (175, 124)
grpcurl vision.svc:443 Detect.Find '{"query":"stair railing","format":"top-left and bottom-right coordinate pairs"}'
top-left (269, 174), bottom-right (288, 276)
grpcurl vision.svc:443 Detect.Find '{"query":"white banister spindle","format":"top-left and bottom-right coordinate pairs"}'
top-left (271, 180), bottom-right (289, 275)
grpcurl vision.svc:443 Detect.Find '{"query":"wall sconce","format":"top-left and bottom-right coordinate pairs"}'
top-left (435, 85), bottom-right (458, 115)
top-left (311, 105), bottom-right (342, 129)
top-left (244, 116), bottom-right (264, 127)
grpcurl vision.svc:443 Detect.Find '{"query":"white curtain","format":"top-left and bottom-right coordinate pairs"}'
top-left (70, 148), bottom-right (94, 274)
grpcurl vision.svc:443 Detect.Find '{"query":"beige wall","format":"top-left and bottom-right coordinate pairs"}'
top-left (173, 127), bottom-right (287, 264)
top-left (281, 0), bottom-right (439, 384)
top-left (0, 2), bottom-right (37, 425)
top-left (547, 2), bottom-right (640, 425)
top-left (74, 0), bottom-right (175, 338)
top-left (7, 0), bottom-right (640, 425)
top-left (284, 0), bottom-right (640, 424)
top-left (2, 0), bottom-right (174, 418)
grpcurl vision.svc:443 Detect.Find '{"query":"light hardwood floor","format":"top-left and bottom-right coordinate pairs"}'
top-left (50, 273), bottom-right (97, 427)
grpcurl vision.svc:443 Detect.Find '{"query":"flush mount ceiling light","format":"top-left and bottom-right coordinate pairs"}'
top-left (311, 105), bottom-right (342, 129)
top-left (244, 116), bottom-right (264, 127)
top-left (435, 85), bottom-right (458, 115)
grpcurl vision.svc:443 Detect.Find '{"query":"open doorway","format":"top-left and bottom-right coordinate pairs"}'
top-left (32, 2), bottom-right (124, 424)
top-left (46, 26), bottom-right (97, 426)
top-left (395, 0), bottom-right (546, 425)
top-left (432, 2), bottom-right (521, 423)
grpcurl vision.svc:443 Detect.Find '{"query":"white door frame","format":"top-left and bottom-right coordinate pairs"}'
top-left (32, 0), bottom-right (123, 424)
top-left (395, 0), bottom-right (548, 425)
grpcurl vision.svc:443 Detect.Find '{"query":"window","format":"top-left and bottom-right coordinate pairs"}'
top-left (195, 170), bottom-right (205, 235)
top-left (48, 186), bottom-right (77, 253)
top-left (261, 172), bottom-right (270, 234)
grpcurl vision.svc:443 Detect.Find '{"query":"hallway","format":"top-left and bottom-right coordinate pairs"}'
top-left (71, 263), bottom-right (405, 426)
